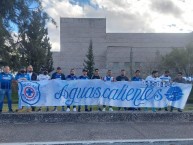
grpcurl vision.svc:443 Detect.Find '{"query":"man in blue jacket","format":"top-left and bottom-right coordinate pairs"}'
top-left (51, 67), bottom-right (65, 112)
top-left (78, 69), bottom-right (90, 112)
top-left (0, 66), bottom-right (14, 113)
top-left (15, 67), bottom-right (31, 112)
top-left (66, 68), bottom-right (78, 112)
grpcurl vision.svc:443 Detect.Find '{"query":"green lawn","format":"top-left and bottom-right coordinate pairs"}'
top-left (1, 104), bottom-right (193, 113)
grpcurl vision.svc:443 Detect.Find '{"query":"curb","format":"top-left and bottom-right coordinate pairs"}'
top-left (0, 111), bottom-right (193, 124)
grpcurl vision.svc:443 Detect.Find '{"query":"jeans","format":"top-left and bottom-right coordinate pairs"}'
top-left (0, 89), bottom-right (12, 111)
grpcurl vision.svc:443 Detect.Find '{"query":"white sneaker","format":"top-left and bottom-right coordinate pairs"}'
top-left (102, 108), bottom-right (106, 111)
top-left (73, 108), bottom-right (77, 112)
top-left (66, 108), bottom-right (70, 112)
top-left (109, 108), bottom-right (113, 111)
top-left (52, 108), bottom-right (57, 112)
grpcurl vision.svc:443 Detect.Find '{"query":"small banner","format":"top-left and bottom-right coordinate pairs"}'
top-left (18, 80), bottom-right (192, 109)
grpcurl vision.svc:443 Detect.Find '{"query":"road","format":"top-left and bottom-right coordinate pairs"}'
top-left (0, 122), bottom-right (193, 144)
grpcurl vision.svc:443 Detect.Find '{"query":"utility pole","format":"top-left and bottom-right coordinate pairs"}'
top-left (130, 47), bottom-right (133, 77)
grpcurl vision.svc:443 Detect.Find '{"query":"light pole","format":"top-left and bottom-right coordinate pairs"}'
top-left (130, 47), bottom-right (133, 77)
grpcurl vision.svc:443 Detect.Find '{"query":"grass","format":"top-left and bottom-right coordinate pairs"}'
top-left (1, 104), bottom-right (193, 113)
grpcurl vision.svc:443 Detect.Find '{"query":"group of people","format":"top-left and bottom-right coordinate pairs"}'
top-left (0, 65), bottom-right (187, 113)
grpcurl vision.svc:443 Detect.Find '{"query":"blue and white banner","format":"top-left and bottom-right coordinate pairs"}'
top-left (18, 80), bottom-right (192, 109)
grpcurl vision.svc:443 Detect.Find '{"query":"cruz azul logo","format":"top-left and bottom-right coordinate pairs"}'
top-left (165, 86), bottom-right (183, 101)
top-left (19, 82), bottom-right (41, 105)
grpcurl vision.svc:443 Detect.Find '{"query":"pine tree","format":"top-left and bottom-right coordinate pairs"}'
top-left (19, 9), bottom-right (54, 72)
top-left (83, 40), bottom-right (95, 78)
top-left (0, 0), bottom-right (55, 72)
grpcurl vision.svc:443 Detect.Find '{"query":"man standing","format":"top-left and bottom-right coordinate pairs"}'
top-left (131, 70), bottom-right (142, 81)
top-left (102, 70), bottom-right (115, 112)
top-left (91, 69), bottom-right (102, 111)
top-left (51, 67), bottom-right (65, 112)
top-left (78, 69), bottom-right (90, 112)
top-left (66, 68), bottom-right (78, 112)
top-left (131, 70), bottom-right (142, 111)
top-left (171, 72), bottom-right (186, 112)
top-left (37, 68), bottom-right (51, 112)
top-left (0, 66), bottom-right (14, 113)
top-left (116, 69), bottom-right (129, 111)
top-left (145, 70), bottom-right (162, 112)
top-left (159, 70), bottom-right (172, 111)
top-left (15, 67), bottom-right (31, 112)
top-left (27, 65), bottom-right (38, 111)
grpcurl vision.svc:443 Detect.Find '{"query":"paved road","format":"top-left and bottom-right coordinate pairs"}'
top-left (0, 122), bottom-right (193, 144)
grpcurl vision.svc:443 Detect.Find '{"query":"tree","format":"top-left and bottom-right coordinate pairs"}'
top-left (19, 10), bottom-right (54, 72)
top-left (161, 44), bottom-right (193, 76)
top-left (0, 0), bottom-right (40, 69)
top-left (83, 40), bottom-right (95, 78)
top-left (0, 0), bottom-right (55, 72)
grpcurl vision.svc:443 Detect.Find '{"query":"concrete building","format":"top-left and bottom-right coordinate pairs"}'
top-left (53, 18), bottom-right (193, 77)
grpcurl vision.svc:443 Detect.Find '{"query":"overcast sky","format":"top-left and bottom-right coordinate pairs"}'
top-left (41, 0), bottom-right (193, 51)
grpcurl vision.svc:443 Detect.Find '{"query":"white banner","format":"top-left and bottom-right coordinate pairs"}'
top-left (18, 80), bottom-right (192, 109)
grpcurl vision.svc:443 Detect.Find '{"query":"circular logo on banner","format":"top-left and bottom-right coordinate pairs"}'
top-left (165, 86), bottom-right (183, 101)
top-left (24, 87), bottom-right (36, 100)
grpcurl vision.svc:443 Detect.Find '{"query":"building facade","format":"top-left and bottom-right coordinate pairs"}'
top-left (52, 18), bottom-right (193, 77)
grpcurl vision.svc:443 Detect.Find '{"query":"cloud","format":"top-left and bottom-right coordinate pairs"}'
top-left (41, 0), bottom-right (193, 51)
top-left (150, 0), bottom-right (183, 17)
top-left (42, 0), bottom-right (84, 51)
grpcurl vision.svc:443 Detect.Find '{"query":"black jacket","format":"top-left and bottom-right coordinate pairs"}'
top-left (30, 72), bottom-right (38, 81)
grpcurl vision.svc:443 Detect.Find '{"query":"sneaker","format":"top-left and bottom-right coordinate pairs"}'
top-left (26, 108), bottom-right (32, 112)
top-left (66, 108), bottom-right (70, 112)
top-left (109, 108), bottom-right (113, 111)
top-left (78, 109), bottom-right (81, 112)
top-left (144, 108), bottom-right (148, 111)
top-left (178, 109), bottom-right (182, 112)
top-left (102, 108), bottom-right (106, 112)
top-left (52, 108), bottom-right (58, 112)
top-left (8, 109), bottom-right (14, 113)
top-left (98, 108), bottom-right (102, 111)
top-left (85, 109), bottom-right (89, 112)
top-left (152, 108), bottom-right (156, 112)
top-left (73, 108), bottom-right (77, 112)
top-left (16, 108), bottom-right (24, 113)
top-left (37, 108), bottom-right (42, 112)
top-left (46, 108), bottom-right (49, 112)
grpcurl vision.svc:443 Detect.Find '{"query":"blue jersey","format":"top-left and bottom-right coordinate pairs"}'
top-left (15, 73), bottom-right (30, 82)
top-left (15, 73), bottom-right (31, 81)
top-left (0, 72), bottom-right (14, 89)
top-left (103, 76), bottom-right (114, 82)
top-left (131, 76), bottom-right (142, 81)
top-left (79, 75), bottom-right (89, 80)
top-left (159, 75), bottom-right (171, 82)
top-left (66, 74), bottom-right (78, 80)
top-left (51, 72), bottom-right (65, 80)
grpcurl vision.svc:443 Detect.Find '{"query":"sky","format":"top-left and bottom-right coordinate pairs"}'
top-left (41, 0), bottom-right (193, 51)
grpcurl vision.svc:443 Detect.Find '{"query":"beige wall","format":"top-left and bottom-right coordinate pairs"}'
top-left (53, 18), bottom-right (193, 77)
